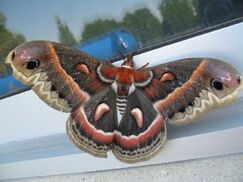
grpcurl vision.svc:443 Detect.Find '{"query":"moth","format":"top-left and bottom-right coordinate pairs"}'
top-left (6, 41), bottom-right (242, 163)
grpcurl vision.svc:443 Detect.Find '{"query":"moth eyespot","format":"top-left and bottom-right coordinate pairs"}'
top-left (210, 79), bottom-right (223, 90)
top-left (51, 85), bottom-right (57, 91)
top-left (11, 51), bottom-right (16, 60)
top-left (237, 75), bottom-right (241, 84)
top-left (160, 72), bottom-right (177, 82)
top-left (26, 59), bottom-right (40, 70)
top-left (94, 103), bottom-right (110, 122)
top-left (178, 107), bottom-right (185, 113)
top-left (131, 107), bottom-right (143, 128)
top-left (188, 100), bottom-right (194, 106)
top-left (58, 93), bottom-right (65, 99)
top-left (75, 63), bottom-right (90, 74)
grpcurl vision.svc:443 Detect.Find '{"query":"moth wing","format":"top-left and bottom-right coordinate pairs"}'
top-left (113, 89), bottom-right (167, 163)
top-left (67, 87), bottom-right (167, 162)
top-left (66, 87), bottom-right (117, 157)
top-left (7, 41), bottom-right (115, 112)
top-left (141, 58), bottom-right (241, 125)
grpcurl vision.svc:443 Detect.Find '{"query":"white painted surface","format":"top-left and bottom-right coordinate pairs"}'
top-left (1, 127), bottom-right (243, 180)
top-left (0, 91), bottom-right (68, 143)
top-left (12, 153), bottom-right (243, 182)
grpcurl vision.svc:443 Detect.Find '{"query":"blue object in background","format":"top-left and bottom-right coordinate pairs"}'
top-left (0, 28), bottom-right (138, 97)
top-left (76, 28), bottom-right (138, 60)
top-left (0, 75), bottom-right (25, 96)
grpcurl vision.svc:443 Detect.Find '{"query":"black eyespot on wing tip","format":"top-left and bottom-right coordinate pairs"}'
top-left (237, 75), bottom-right (241, 84)
top-left (210, 79), bottom-right (223, 90)
top-left (58, 93), bottom-right (65, 99)
top-left (26, 59), bottom-right (40, 70)
top-left (188, 100), bottom-right (194, 106)
top-left (51, 85), bottom-right (57, 91)
top-left (11, 51), bottom-right (16, 60)
top-left (178, 107), bottom-right (185, 113)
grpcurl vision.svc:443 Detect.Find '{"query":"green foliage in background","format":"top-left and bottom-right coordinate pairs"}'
top-left (56, 0), bottom-right (198, 48)
top-left (122, 8), bottom-right (162, 47)
top-left (56, 17), bottom-right (77, 47)
top-left (0, 12), bottom-right (25, 77)
top-left (159, 0), bottom-right (198, 35)
top-left (81, 19), bottom-right (121, 42)
top-left (80, 8), bottom-right (161, 46)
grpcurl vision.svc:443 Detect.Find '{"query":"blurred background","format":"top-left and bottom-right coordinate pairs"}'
top-left (0, 0), bottom-right (243, 95)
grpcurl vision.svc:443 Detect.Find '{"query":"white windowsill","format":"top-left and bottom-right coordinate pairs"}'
top-left (0, 125), bottom-right (243, 180)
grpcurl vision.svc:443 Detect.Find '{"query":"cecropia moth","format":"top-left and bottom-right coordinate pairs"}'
top-left (6, 41), bottom-right (242, 163)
